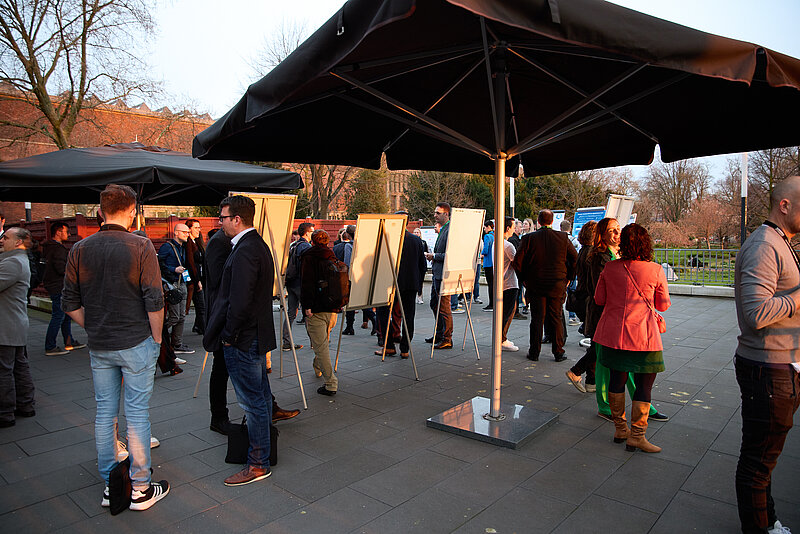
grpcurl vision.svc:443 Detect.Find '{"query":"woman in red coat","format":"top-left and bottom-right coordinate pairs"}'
top-left (593, 224), bottom-right (670, 453)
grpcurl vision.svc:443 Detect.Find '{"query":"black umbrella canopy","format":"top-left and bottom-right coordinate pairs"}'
top-left (0, 142), bottom-right (303, 205)
top-left (193, 0), bottom-right (800, 176)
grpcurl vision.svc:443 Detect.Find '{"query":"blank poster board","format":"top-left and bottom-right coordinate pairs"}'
top-left (441, 208), bottom-right (485, 296)
top-left (348, 214), bottom-right (407, 310)
top-left (606, 194), bottom-right (635, 227)
top-left (231, 192), bottom-right (297, 297)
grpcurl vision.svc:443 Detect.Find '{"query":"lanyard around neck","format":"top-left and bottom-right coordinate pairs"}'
top-left (762, 220), bottom-right (800, 273)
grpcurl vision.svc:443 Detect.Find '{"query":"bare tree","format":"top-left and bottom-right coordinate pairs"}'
top-left (748, 146), bottom-right (800, 226)
top-left (641, 159), bottom-right (711, 223)
top-left (685, 197), bottom-right (738, 249)
top-left (0, 0), bottom-right (158, 150)
top-left (405, 171), bottom-right (471, 224)
top-left (250, 19), bottom-right (359, 220)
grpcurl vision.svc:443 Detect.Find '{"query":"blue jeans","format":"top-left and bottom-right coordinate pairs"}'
top-left (224, 339), bottom-right (272, 469)
top-left (90, 336), bottom-right (159, 490)
top-left (45, 293), bottom-right (73, 350)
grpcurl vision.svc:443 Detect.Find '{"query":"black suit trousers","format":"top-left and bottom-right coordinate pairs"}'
top-left (528, 293), bottom-right (566, 358)
top-left (386, 289), bottom-right (418, 353)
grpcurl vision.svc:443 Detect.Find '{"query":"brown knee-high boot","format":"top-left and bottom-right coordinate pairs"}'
top-left (626, 401), bottom-right (661, 453)
top-left (608, 392), bottom-right (628, 443)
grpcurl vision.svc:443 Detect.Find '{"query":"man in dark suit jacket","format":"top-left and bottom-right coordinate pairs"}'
top-left (424, 202), bottom-right (453, 349)
top-left (382, 214), bottom-right (428, 358)
top-left (512, 209), bottom-right (578, 362)
top-left (204, 195), bottom-right (276, 487)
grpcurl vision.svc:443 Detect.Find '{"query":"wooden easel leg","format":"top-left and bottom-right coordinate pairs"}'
top-left (459, 279), bottom-right (480, 360)
top-left (430, 281), bottom-right (442, 360)
top-left (334, 315), bottom-right (345, 373)
top-left (192, 351), bottom-right (210, 398)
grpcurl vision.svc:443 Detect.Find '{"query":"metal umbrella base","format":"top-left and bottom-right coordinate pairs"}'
top-left (426, 396), bottom-right (558, 449)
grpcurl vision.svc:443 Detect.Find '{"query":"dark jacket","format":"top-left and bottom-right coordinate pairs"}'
top-left (203, 230), bottom-right (232, 332)
top-left (431, 222), bottom-right (450, 280)
top-left (300, 244), bottom-right (340, 313)
top-left (512, 227), bottom-right (578, 297)
top-left (584, 247), bottom-right (614, 338)
top-left (185, 237), bottom-right (204, 285)
top-left (158, 239), bottom-right (187, 284)
top-left (286, 238), bottom-right (312, 290)
top-left (41, 239), bottom-right (69, 295)
top-left (398, 231), bottom-right (427, 293)
top-left (508, 233), bottom-right (521, 251)
top-left (203, 230), bottom-right (276, 354)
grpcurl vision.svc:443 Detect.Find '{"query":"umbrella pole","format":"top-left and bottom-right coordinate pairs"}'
top-left (487, 156), bottom-right (506, 420)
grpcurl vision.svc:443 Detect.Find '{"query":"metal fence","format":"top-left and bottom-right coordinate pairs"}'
top-left (654, 248), bottom-right (737, 287)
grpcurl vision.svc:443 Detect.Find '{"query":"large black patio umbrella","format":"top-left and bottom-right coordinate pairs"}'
top-left (0, 142), bottom-right (302, 205)
top-left (194, 0), bottom-right (800, 445)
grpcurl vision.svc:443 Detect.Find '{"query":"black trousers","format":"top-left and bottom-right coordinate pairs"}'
top-left (484, 266), bottom-right (494, 304)
top-left (527, 293), bottom-right (565, 358)
top-left (209, 348), bottom-right (229, 422)
top-left (501, 288), bottom-right (518, 341)
top-left (571, 342), bottom-right (597, 384)
top-left (734, 356), bottom-right (800, 534)
top-left (386, 289), bottom-right (418, 353)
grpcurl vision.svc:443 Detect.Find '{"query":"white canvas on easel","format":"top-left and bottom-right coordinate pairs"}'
top-left (333, 214), bottom-right (419, 380)
top-left (193, 192), bottom-right (308, 410)
top-left (605, 194), bottom-right (635, 227)
top-left (432, 207), bottom-right (485, 359)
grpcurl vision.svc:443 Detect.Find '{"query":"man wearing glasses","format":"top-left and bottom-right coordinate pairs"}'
top-left (424, 202), bottom-right (453, 349)
top-left (158, 223), bottom-right (194, 354)
top-left (205, 195), bottom-right (277, 486)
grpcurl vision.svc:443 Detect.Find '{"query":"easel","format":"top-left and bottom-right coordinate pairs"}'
top-left (430, 273), bottom-right (480, 360)
top-left (192, 194), bottom-right (308, 410)
top-left (333, 216), bottom-right (419, 381)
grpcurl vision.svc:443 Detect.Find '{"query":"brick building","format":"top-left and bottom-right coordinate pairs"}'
top-left (0, 83), bottom-right (214, 222)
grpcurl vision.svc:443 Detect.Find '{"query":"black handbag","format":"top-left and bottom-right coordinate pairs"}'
top-left (107, 457), bottom-right (132, 515)
top-left (225, 415), bottom-right (279, 466)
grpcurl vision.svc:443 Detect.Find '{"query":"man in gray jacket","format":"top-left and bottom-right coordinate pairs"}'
top-left (0, 227), bottom-right (36, 427)
top-left (734, 175), bottom-right (800, 534)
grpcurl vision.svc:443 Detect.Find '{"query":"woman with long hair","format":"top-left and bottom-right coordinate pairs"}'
top-left (565, 220), bottom-right (597, 392)
top-left (593, 224), bottom-right (671, 452)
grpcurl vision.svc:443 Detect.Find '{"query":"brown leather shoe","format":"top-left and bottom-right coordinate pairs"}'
top-left (375, 348), bottom-right (397, 356)
top-left (224, 465), bottom-right (272, 486)
top-left (272, 405), bottom-right (300, 422)
top-left (400, 353), bottom-right (409, 359)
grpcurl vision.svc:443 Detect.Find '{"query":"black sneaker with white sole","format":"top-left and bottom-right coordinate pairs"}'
top-left (129, 480), bottom-right (170, 511)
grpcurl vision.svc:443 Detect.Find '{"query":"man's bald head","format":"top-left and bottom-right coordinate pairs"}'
top-left (769, 176), bottom-right (800, 237)
top-left (174, 223), bottom-right (190, 244)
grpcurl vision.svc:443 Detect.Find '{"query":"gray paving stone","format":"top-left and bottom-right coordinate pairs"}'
top-left (595, 454), bottom-right (693, 513)
top-left (436, 448), bottom-right (545, 503)
top-left (681, 450), bottom-right (738, 505)
top-left (355, 487), bottom-right (484, 534)
top-left (351, 449), bottom-right (467, 506)
top-left (646, 422), bottom-right (720, 467)
top-left (276, 448), bottom-right (398, 502)
top-left (514, 421), bottom-right (593, 463)
top-left (0, 464), bottom-right (96, 515)
top-left (554, 494), bottom-right (658, 533)
top-left (364, 426), bottom-right (451, 460)
top-left (16, 424), bottom-right (94, 456)
top-left (520, 448), bottom-right (623, 505)
top-left (292, 420), bottom-right (401, 462)
top-left (0, 494), bottom-right (88, 532)
top-left (255, 487), bottom-right (391, 534)
top-left (453, 487), bottom-right (576, 534)
top-left (650, 490), bottom-right (740, 534)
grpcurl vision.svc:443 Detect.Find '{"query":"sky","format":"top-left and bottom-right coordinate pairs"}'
top-left (149, 0), bottom-right (800, 176)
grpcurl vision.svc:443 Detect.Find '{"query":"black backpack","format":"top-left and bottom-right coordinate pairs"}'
top-left (317, 257), bottom-right (350, 310)
top-left (285, 242), bottom-right (301, 281)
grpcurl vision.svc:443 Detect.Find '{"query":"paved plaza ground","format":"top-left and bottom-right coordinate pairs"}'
top-left (1, 288), bottom-right (799, 533)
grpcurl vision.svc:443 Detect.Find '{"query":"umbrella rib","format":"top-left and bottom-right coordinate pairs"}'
top-left (480, 17), bottom-right (502, 155)
top-left (508, 47), bottom-right (659, 144)
top-left (335, 44), bottom-right (484, 73)
top-left (335, 92), bottom-right (490, 157)
top-left (268, 48), bottom-right (483, 120)
top-left (507, 61), bottom-right (648, 155)
top-left (382, 56), bottom-right (486, 154)
top-left (331, 71), bottom-right (491, 157)
top-left (511, 72), bottom-right (690, 157)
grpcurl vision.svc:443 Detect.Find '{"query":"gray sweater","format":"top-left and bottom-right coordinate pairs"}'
top-left (735, 224), bottom-right (800, 364)
top-left (0, 249), bottom-right (30, 346)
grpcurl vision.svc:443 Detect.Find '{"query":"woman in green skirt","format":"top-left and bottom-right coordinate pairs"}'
top-left (593, 224), bottom-right (671, 453)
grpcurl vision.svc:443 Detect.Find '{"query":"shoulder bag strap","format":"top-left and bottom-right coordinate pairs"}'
top-left (622, 262), bottom-right (658, 315)
top-left (168, 241), bottom-right (184, 267)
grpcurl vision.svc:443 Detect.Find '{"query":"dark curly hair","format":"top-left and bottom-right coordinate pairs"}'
top-left (620, 223), bottom-right (653, 262)
top-left (577, 220), bottom-right (596, 247)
